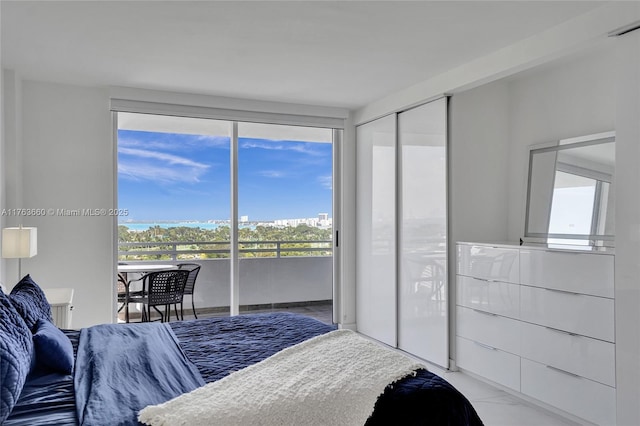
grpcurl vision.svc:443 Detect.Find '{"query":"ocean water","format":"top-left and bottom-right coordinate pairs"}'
top-left (119, 222), bottom-right (256, 231)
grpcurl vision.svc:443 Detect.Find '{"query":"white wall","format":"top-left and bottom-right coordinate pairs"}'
top-left (2, 70), bottom-right (25, 289)
top-left (614, 28), bottom-right (640, 426)
top-left (505, 44), bottom-right (617, 241)
top-left (125, 257), bottom-right (332, 311)
top-left (238, 257), bottom-right (332, 305)
top-left (0, 70), bottom-right (3, 288)
top-left (449, 81), bottom-right (511, 245)
top-left (448, 41), bottom-right (618, 249)
top-left (16, 81), bottom-right (114, 328)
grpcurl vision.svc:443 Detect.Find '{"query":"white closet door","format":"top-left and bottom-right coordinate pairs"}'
top-left (397, 98), bottom-right (448, 367)
top-left (355, 114), bottom-right (396, 347)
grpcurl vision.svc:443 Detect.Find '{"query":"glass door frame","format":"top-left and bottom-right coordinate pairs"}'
top-left (112, 106), bottom-right (342, 321)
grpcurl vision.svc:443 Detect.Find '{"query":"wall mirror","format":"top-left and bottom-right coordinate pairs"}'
top-left (524, 131), bottom-right (615, 246)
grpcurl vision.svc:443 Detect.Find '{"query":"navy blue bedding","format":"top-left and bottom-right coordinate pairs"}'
top-left (169, 312), bottom-right (336, 382)
top-left (75, 323), bottom-right (204, 426)
top-left (1, 276), bottom-right (60, 424)
top-left (4, 330), bottom-right (78, 426)
top-left (9, 275), bottom-right (53, 331)
top-left (6, 313), bottom-right (483, 426)
top-left (366, 370), bottom-right (484, 425)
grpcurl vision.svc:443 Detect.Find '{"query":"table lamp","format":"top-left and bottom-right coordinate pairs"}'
top-left (2, 226), bottom-right (37, 281)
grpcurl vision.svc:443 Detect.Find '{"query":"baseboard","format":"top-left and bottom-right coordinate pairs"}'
top-left (121, 300), bottom-right (333, 321)
top-left (338, 322), bottom-right (356, 331)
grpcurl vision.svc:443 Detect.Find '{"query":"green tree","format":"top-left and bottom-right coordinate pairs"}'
top-left (118, 224), bottom-right (332, 261)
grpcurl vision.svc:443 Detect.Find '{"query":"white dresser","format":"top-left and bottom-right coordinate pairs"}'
top-left (456, 242), bottom-right (615, 426)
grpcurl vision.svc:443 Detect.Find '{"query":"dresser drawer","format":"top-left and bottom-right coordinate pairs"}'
top-left (457, 306), bottom-right (520, 354)
top-left (520, 285), bottom-right (614, 342)
top-left (520, 249), bottom-right (614, 298)
top-left (520, 322), bottom-right (615, 387)
top-left (456, 275), bottom-right (519, 319)
top-left (521, 359), bottom-right (615, 426)
top-left (456, 337), bottom-right (520, 391)
top-left (457, 244), bottom-right (519, 284)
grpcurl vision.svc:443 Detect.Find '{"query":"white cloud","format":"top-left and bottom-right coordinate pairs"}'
top-left (258, 170), bottom-right (286, 178)
top-left (118, 148), bottom-right (210, 183)
top-left (119, 147), bottom-right (210, 169)
top-left (118, 162), bottom-right (204, 184)
top-left (195, 134), bottom-right (230, 145)
top-left (119, 135), bottom-right (229, 152)
top-left (318, 175), bottom-right (332, 189)
top-left (240, 141), bottom-right (324, 156)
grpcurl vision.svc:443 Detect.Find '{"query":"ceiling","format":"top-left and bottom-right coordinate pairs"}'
top-left (1, 1), bottom-right (604, 110)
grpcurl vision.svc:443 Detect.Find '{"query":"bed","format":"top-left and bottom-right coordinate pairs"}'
top-left (2, 276), bottom-right (483, 426)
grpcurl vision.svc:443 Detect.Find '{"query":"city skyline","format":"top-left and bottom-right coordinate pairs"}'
top-left (118, 128), bottom-right (333, 222)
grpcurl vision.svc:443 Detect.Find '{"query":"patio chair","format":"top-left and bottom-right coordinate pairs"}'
top-left (116, 273), bottom-right (128, 314)
top-left (117, 263), bottom-right (148, 323)
top-left (129, 269), bottom-right (189, 323)
top-left (176, 263), bottom-right (201, 319)
top-left (116, 271), bottom-right (144, 323)
top-left (117, 262), bottom-right (129, 314)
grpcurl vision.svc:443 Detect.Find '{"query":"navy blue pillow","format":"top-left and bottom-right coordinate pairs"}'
top-left (32, 319), bottom-right (74, 374)
top-left (0, 289), bottom-right (33, 423)
top-left (9, 275), bottom-right (53, 331)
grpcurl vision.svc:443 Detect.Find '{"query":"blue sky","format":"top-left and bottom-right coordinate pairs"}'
top-left (118, 129), bottom-right (332, 222)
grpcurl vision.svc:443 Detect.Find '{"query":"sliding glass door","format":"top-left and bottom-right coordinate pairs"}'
top-left (117, 112), bottom-right (336, 322)
top-left (117, 113), bottom-right (232, 318)
top-left (237, 123), bottom-right (334, 316)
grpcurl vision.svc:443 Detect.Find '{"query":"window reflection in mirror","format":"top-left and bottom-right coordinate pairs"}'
top-left (524, 132), bottom-right (615, 246)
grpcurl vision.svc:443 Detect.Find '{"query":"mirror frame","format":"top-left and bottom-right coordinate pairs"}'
top-left (523, 131), bottom-right (615, 247)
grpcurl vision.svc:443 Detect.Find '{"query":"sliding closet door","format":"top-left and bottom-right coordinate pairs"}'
top-left (397, 98), bottom-right (448, 367)
top-left (356, 115), bottom-right (396, 347)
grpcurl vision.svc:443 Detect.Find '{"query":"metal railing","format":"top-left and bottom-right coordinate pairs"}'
top-left (118, 240), bottom-right (333, 261)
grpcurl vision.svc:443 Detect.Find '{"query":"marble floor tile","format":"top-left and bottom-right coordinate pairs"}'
top-left (431, 369), bottom-right (585, 426)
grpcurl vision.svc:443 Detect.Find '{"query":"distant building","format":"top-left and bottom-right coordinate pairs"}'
top-left (240, 215), bottom-right (249, 223)
top-left (273, 213), bottom-right (332, 229)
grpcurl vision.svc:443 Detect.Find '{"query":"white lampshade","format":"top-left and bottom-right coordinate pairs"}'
top-left (2, 227), bottom-right (38, 258)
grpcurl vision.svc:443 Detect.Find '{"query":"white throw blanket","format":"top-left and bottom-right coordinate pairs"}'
top-left (139, 329), bottom-right (424, 426)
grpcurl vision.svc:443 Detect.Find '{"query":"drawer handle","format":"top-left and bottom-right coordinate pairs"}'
top-left (473, 309), bottom-right (498, 317)
top-left (545, 288), bottom-right (581, 296)
top-left (547, 249), bottom-right (595, 255)
top-left (473, 277), bottom-right (497, 283)
top-left (473, 341), bottom-right (497, 351)
top-left (546, 365), bottom-right (582, 379)
top-left (545, 326), bottom-right (578, 337)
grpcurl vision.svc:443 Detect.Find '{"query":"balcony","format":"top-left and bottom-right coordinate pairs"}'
top-left (118, 240), bottom-right (333, 323)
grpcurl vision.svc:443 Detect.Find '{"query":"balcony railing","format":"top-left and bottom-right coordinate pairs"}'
top-left (118, 240), bottom-right (333, 261)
